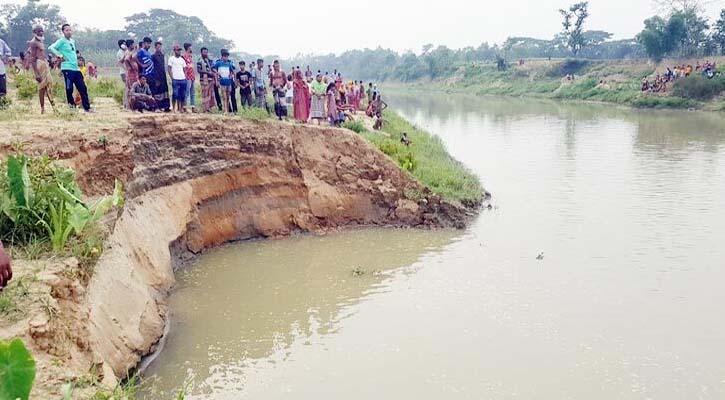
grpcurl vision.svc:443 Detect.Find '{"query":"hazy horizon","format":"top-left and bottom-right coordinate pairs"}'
top-left (40, 0), bottom-right (725, 57)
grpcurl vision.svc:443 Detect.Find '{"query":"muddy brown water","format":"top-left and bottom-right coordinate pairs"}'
top-left (143, 93), bottom-right (725, 399)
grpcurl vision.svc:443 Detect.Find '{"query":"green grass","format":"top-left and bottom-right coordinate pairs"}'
top-left (359, 112), bottom-right (483, 205)
top-left (439, 59), bottom-right (716, 110)
top-left (342, 120), bottom-right (366, 133)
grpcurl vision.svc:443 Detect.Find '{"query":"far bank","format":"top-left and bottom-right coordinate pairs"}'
top-left (391, 57), bottom-right (725, 112)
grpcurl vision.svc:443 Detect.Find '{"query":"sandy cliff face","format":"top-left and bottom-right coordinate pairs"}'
top-left (1, 115), bottom-right (479, 393)
top-left (83, 116), bottom-right (476, 378)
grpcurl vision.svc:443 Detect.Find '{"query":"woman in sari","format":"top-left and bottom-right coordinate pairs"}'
top-left (326, 82), bottom-right (339, 126)
top-left (310, 74), bottom-right (327, 125)
top-left (358, 82), bottom-right (365, 111)
top-left (123, 40), bottom-right (140, 110)
top-left (151, 42), bottom-right (171, 112)
top-left (292, 69), bottom-right (311, 123)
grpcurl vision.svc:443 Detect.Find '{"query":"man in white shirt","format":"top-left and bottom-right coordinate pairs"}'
top-left (116, 39), bottom-right (127, 107)
top-left (167, 44), bottom-right (188, 113)
top-left (0, 38), bottom-right (12, 98)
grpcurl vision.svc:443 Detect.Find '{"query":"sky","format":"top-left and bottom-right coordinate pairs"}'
top-left (44, 0), bottom-right (725, 57)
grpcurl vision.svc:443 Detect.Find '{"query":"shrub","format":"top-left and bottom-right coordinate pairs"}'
top-left (0, 96), bottom-right (10, 110)
top-left (376, 140), bottom-right (400, 157)
top-left (396, 151), bottom-right (418, 172)
top-left (672, 75), bottom-right (725, 101)
top-left (546, 59), bottom-right (591, 78)
top-left (343, 120), bottom-right (366, 134)
top-left (0, 154), bottom-right (123, 251)
top-left (12, 72), bottom-right (37, 100)
top-left (553, 78), bottom-right (599, 99)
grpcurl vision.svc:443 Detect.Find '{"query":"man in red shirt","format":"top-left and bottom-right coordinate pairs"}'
top-left (183, 43), bottom-right (196, 112)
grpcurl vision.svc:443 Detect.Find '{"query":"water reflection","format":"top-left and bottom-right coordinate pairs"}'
top-left (387, 90), bottom-right (725, 155)
top-left (143, 229), bottom-right (459, 398)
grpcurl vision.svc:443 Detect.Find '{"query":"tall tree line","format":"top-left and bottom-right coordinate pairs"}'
top-left (2, 0), bottom-right (723, 82)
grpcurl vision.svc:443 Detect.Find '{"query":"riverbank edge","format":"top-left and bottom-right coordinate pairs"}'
top-left (386, 81), bottom-right (725, 112)
top-left (1, 112), bottom-right (485, 398)
top-left (381, 57), bottom-right (725, 112)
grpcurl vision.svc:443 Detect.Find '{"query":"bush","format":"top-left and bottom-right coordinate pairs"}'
top-left (553, 78), bottom-right (599, 99)
top-left (0, 96), bottom-right (10, 110)
top-left (546, 59), bottom-right (591, 78)
top-left (672, 75), bottom-right (725, 101)
top-left (343, 120), bottom-right (366, 134)
top-left (12, 72), bottom-right (38, 100)
top-left (0, 154), bottom-right (123, 251)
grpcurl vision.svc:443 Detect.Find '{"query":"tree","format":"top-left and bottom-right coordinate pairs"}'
top-left (0, 0), bottom-right (65, 55)
top-left (124, 9), bottom-right (233, 56)
top-left (74, 28), bottom-right (127, 52)
top-left (559, 2), bottom-right (590, 55)
top-left (637, 13), bottom-right (687, 61)
top-left (653, 0), bottom-right (713, 14)
top-left (583, 30), bottom-right (613, 46)
top-left (714, 10), bottom-right (725, 55)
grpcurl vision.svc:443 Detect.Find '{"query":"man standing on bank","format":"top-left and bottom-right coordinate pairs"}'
top-left (48, 24), bottom-right (92, 112)
top-left (0, 38), bottom-right (11, 99)
top-left (26, 25), bottom-right (55, 114)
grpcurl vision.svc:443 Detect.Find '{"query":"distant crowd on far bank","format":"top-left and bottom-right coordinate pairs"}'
top-left (641, 60), bottom-right (720, 93)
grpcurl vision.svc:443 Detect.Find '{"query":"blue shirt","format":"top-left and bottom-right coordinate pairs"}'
top-left (252, 68), bottom-right (266, 89)
top-left (137, 48), bottom-right (154, 77)
top-left (213, 60), bottom-right (235, 87)
top-left (48, 37), bottom-right (79, 72)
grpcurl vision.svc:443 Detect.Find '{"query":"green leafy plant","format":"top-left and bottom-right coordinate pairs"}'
top-left (0, 339), bottom-right (36, 400)
top-left (0, 97), bottom-right (11, 111)
top-left (0, 154), bottom-right (124, 251)
top-left (12, 72), bottom-right (38, 101)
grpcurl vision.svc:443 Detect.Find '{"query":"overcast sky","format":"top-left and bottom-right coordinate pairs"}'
top-left (44, 0), bottom-right (724, 57)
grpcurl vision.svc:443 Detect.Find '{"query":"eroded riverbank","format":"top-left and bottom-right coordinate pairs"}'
top-left (0, 114), bottom-right (482, 398)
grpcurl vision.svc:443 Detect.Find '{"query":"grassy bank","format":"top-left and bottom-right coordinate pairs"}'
top-left (405, 58), bottom-right (725, 111)
top-left (358, 112), bottom-right (483, 205)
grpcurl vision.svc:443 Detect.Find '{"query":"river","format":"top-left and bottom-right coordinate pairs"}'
top-left (143, 93), bottom-right (725, 399)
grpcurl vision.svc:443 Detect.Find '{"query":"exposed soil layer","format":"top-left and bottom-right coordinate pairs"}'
top-left (0, 115), bottom-right (480, 397)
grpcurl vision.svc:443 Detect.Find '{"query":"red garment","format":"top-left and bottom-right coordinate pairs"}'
top-left (183, 52), bottom-right (195, 81)
top-left (293, 70), bottom-right (311, 122)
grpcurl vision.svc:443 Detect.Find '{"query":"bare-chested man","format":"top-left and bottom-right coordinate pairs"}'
top-left (26, 25), bottom-right (55, 113)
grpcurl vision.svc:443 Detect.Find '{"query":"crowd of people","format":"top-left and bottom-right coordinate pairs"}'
top-left (1, 24), bottom-right (391, 128)
top-left (641, 60), bottom-right (720, 93)
top-left (117, 36), bottom-right (389, 127)
top-left (0, 24), bottom-right (96, 113)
